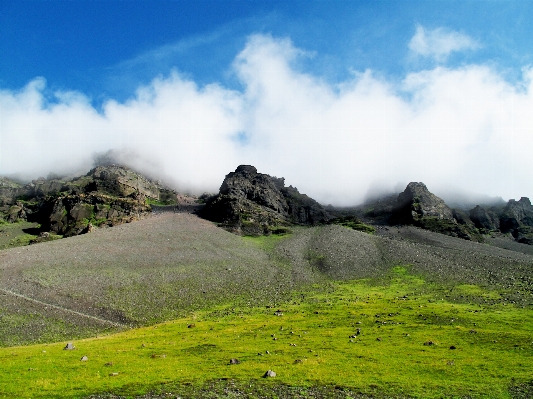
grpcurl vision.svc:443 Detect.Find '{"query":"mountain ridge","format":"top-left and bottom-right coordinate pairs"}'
top-left (1, 163), bottom-right (532, 246)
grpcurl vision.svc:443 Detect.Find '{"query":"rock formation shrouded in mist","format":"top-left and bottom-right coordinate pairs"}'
top-left (200, 165), bottom-right (332, 235)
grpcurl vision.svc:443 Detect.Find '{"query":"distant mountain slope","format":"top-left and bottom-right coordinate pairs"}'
top-left (360, 182), bottom-right (533, 245)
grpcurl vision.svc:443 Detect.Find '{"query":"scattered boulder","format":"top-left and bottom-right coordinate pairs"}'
top-left (263, 370), bottom-right (276, 378)
top-left (64, 342), bottom-right (75, 350)
top-left (229, 358), bottom-right (240, 365)
top-left (80, 356), bottom-right (88, 361)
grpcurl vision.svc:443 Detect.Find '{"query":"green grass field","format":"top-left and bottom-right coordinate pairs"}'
top-left (0, 220), bottom-right (39, 250)
top-left (1, 265), bottom-right (531, 399)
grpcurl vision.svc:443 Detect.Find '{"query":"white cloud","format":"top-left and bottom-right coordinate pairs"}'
top-left (409, 25), bottom-right (479, 62)
top-left (1, 34), bottom-right (532, 205)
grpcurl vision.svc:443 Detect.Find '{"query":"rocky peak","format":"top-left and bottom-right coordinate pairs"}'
top-left (390, 182), bottom-right (475, 240)
top-left (200, 165), bottom-right (331, 235)
top-left (396, 182), bottom-right (454, 222)
top-left (0, 164), bottom-right (178, 238)
top-left (499, 197), bottom-right (533, 241)
top-left (86, 165), bottom-right (161, 200)
top-left (218, 165), bottom-right (289, 215)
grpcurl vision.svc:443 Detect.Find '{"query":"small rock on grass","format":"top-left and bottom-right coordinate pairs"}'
top-left (64, 342), bottom-right (75, 350)
top-left (229, 358), bottom-right (240, 365)
top-left (80, 356), bottom-right (88, 361)
top-left (263, 370), bottom-right (276, 378)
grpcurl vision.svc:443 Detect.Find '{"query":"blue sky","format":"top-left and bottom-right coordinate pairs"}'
top-left (1, 1), bottom-right (533, 204)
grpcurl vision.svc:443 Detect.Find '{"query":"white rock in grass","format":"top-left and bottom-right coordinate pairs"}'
top-left (263, 370), bottom-right (276, 378)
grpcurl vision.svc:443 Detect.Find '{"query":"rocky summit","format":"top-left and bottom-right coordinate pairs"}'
top-left (200, 165), bottom-right (332, 235)
top-left (358, 181), bottom-right (533, 245)
top-left (388, 182), bottom-right (476, 240)
top-left (394, 182), bottom-right (455, 223)
top-left (0, 165), bottom-right (177, 238)
top-left (1, 164), bottom-right (532, 246)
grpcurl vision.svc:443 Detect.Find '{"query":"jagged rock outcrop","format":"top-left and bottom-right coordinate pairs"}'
top-left (469, 205), bottom-right (499, 231)
top-left (392, 182), bottom-right (454, 223)
top-left (200, 165), bottom-right (331, 235)
top-left (353, 181), bottom-right (532, 245)
top-left (452, 209), bottom-right (472, 226)
top-left (499, 197), bottom-right (533, 232)
top-left (0, 165), bottom-right (177, 238)
top-left (391, 182), bottom-right (474, 240)
top-left (499, 197), bottom-right (533, 244)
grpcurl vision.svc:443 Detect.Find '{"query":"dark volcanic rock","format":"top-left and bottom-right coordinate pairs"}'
top-left (0, 165), bottom-right (178, 238)
top-left (497, 197), bottom-right (533, 244)
top-left (200, 165), bottom-right (331, 235)
top-left (469, 205), bottom-right (499, 231)
top-left (452, 209), bottom-right (473, 227)
top-left (395, 182), bottom-right (454, 222)
top-left (391, 182), bottom-right (474, 240)
top-left (500, 197), bottom-right (533, 233)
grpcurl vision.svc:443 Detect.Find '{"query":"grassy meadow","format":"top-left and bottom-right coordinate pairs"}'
top-left (1, 263), bottom-right (531, 399)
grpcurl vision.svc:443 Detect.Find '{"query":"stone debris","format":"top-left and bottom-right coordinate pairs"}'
top-left (263, 370), bottom-right (276, 378)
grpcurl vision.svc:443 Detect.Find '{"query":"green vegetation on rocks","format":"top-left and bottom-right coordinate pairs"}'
top-left (328, 216), bottom-right (376, 234)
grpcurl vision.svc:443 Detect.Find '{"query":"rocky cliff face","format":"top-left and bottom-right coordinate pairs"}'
top-left (469, 205), bottom-right (500, 231)
top-left (390, 182), bottom-right (474, 240)
top-left (200, 165), bottom-right (331, 235)
top-left (0, 165), bottom-right (177, 238)
top-left (359, 181), bottom-right (531, 245)
top-left (499, 197), bottom-right (533, 244)
top-left (395, 182), bottom-right (455, 222)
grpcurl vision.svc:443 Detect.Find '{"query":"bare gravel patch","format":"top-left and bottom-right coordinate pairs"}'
top-left (0, 214), bottom-right (319, 345)
top-left (275, 224), bottom-right (533, 306)
top-left (2, 215), bottom-right (532, 346)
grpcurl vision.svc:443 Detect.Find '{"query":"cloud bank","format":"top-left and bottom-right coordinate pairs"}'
top-left (409, 25), bottom-right (479, 62)
top-left (1, 32), bottom-right (532, 206)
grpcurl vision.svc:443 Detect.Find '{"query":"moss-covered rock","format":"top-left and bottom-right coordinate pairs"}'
top-left (200, 165), bottom-right (332, 235)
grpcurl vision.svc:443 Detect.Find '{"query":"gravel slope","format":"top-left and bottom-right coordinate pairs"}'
top-left (1, 214), bottom-right (532, 346)
top-left (275, 224), bottom-right (533, 305)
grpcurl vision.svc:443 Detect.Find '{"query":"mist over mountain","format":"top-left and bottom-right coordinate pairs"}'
top-left (1, 35), bottom-right (532, 206)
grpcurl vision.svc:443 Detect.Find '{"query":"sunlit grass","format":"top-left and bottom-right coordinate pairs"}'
top-left (1, 266), bottom-right (531, 398)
